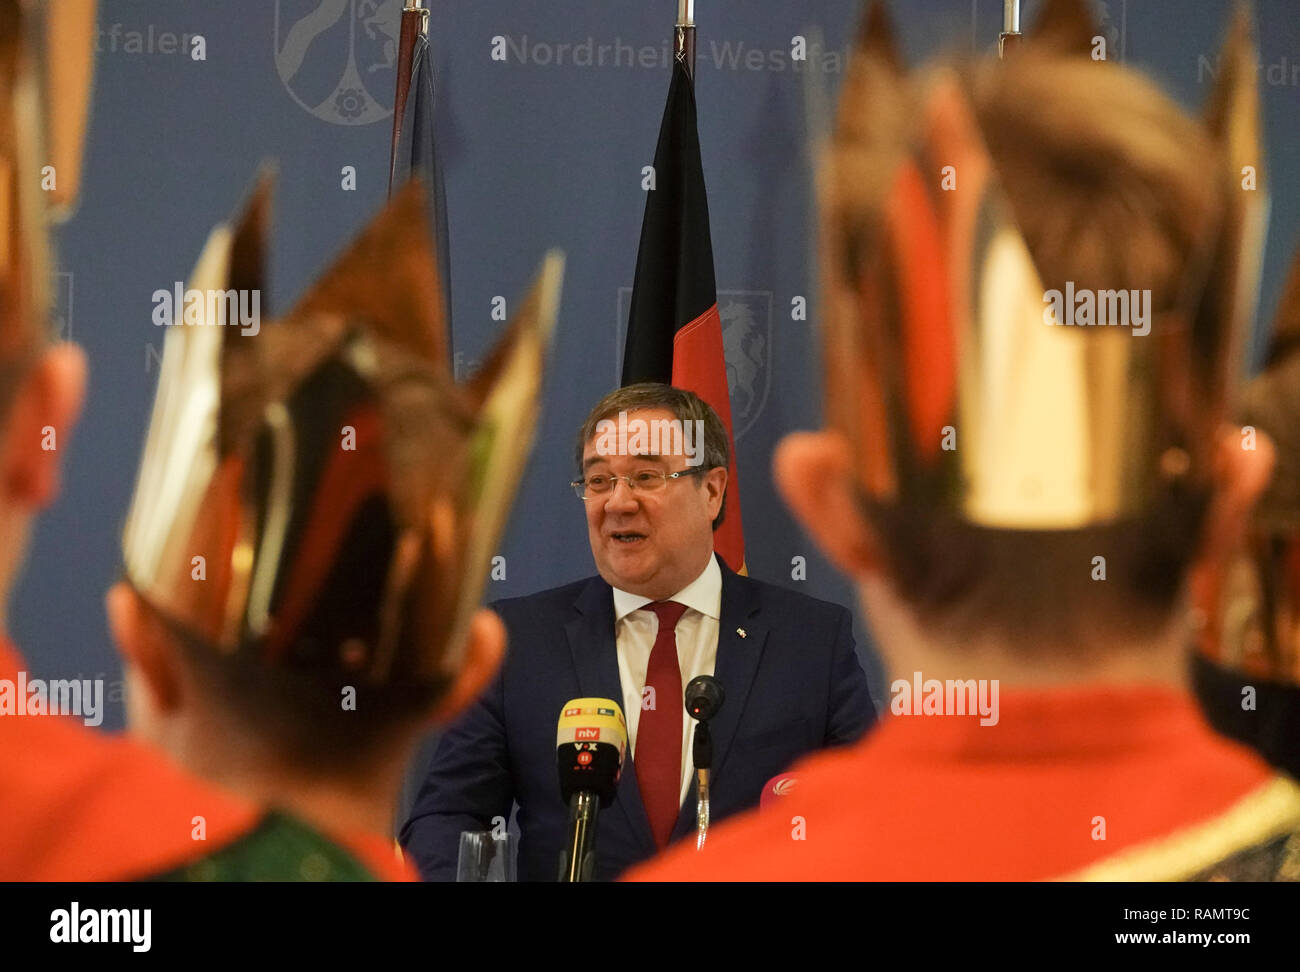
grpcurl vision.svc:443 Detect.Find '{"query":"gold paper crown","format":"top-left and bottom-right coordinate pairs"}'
top-left (120, 172), bottom-right (564, 686)
top-left (821, 0), bottom-right (1268, 530)
top-left (0, 0), bottom-right (95, 368)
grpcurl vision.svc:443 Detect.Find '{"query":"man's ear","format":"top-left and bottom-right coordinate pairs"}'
top-left (773, 430), bottom-right (880, 577)
top-left (427, 608), bottom-right (506, 725)
top-left (702, 464), bottom-right (727, 523)
top-left (106, 581), bottom-right (184, 713)
top-left (1, 343), bottom-right (87, 508)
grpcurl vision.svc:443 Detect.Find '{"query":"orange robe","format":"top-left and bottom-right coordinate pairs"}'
top-left (625, 684), bottom-right (1300, 881)
top-left (0, 639), bottom-right (417, 881)
top-left (0, 638), bottom-right (263, 880)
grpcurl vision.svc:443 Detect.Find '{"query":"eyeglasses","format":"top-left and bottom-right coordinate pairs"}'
top-left (570, 468), bottom-right (705, 500)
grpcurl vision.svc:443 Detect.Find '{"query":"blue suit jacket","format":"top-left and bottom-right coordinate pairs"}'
top-left (400, 556), bottom-right (875, 880)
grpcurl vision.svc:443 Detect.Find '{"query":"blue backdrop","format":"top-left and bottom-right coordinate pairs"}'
top-left (16, 1), bottom-right (1300, 759)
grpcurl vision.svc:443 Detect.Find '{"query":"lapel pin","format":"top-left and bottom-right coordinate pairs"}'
top-left (736, 627), bottom-right (747, 639)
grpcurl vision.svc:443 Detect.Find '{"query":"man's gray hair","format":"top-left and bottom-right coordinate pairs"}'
top-left (575, 382), bottom-right (729, 530)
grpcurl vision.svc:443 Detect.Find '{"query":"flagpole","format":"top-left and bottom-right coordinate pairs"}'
top-left (999, 0), bottom-right (1022, 58)
top-left (676, 0), bottom-right (696, 79)
top-left (389, 0), bottom-right (430, 194)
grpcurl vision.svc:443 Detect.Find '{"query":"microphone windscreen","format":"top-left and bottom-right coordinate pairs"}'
top-left (760, 774), bottom-right (799, 810)
top-left (556, 698), bottom-right (627, 805)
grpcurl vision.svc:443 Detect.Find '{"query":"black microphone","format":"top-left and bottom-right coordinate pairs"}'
top-left (555, 698), bottom-right (627, 882)
top-left (685, 674), bottom-right (725, 723)
top-left (685, 675), bottom-right (724, 848)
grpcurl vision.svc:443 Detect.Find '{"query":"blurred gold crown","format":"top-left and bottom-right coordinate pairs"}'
top-left (820, 0), bottom-right (1268, 530)
top-left (121, 172), bottom-right (564, 686)
top-left (0, 0), bottom-right (95, 366)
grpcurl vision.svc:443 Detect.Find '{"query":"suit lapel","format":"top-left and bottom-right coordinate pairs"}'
top-left (706, 561), bottom-right (767, 782)
top-left (565, 576), bottom-right (657, 858)
top-left (564, 577), bottom-right (622, 701)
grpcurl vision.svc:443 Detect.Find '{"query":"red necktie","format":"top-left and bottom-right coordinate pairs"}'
top-left (637, 600), bottom-right (688, 849)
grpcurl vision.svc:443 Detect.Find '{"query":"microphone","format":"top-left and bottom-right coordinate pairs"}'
top-left (685, 674), bottom-right (724, 722)
top-left (555, 697), bottom-right (627, 882)
top-left (760, 774), bottom-right (800, 810)
top-left (685, 675), bottom-right (724, 849)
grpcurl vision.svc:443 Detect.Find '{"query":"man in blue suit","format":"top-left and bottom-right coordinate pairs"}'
top-left (400, 383), bottom-right (875, 880)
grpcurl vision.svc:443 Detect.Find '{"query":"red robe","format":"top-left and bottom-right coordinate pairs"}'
top-left (0, 638), bottom-right (263, 880)
top-left (625, 683), bottom-right (1300, 881)
top-left (0, 639), bottom-right (417, 881)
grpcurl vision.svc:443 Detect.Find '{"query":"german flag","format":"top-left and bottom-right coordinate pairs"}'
top-left (622, 58), bottom-right (746, 573)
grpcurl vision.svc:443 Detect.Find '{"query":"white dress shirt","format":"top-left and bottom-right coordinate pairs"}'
top-left (612, 555), bottom-right (723, 809)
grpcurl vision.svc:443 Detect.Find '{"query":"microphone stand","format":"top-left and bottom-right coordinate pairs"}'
top-left (685, 674), bottom-right (724, 850)
top-left (560, 791), bottom-right (600, 882)
top-left (693, 720), bottom-right (713, 849)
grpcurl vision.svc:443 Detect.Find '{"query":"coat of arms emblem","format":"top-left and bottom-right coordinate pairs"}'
top-left (274, 0), bottom-right (403, 125)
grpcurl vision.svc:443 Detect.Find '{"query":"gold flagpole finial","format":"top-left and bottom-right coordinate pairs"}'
top-left (999, 0), bottom-right (1022, 58)
top-left (675, 0), bottom-right (697, 77)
